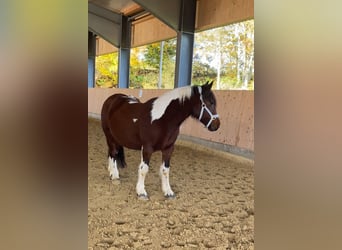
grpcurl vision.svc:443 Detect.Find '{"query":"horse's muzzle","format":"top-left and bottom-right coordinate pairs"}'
top-left (208, 118), bottom-right (220, 131)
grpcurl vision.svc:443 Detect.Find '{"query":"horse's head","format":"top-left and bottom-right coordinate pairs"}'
top-left (193, 81), bottom-right (220, 131)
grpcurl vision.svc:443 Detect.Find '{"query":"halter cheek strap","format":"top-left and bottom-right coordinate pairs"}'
top-left (197, 87), bottom-right (219, 128)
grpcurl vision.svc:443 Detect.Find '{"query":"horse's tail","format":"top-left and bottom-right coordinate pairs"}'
top-left (116, 147), bottom-right (127, 168)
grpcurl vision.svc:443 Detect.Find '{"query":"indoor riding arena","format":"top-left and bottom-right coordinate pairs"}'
top-left (88, 89), bottom-right (254, 250)
top-left (88, 0), bottom-right (254, 249)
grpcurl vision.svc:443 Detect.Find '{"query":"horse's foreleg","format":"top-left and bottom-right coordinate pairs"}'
top-left (136, 146), bottom-right (152, 200)
top-left (160, 146), bottom-right (176, 199)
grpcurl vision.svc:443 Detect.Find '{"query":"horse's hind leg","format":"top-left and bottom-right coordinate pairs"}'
top-left (101, 101), bottom-right (123, 180)
top-left (107, 154), bottom-right (119, 180)
top-left (102, 123), bottom-right (121, 180)
top-left (106, 142), bottom-right (121, 180)
top-left (116, 146), bottom-right (127, 168)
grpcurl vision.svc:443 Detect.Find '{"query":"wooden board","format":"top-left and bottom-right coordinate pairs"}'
top-left (196, 0), bottom-right (254, 31)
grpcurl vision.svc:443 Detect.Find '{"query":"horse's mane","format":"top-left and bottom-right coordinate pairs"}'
top-left (151, 86), bottom-right (193, 122)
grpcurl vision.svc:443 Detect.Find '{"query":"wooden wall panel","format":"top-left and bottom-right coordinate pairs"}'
top-left (179, 91), bottom-right (254, 150)
top-left (196, 0), bottom-right (254, 31)
top-left (88, 88), bottom-right (254, 152)
top-left (131, 16), bottom-right (177, 48)
top-left (96, 38), bottom-right (117, 55)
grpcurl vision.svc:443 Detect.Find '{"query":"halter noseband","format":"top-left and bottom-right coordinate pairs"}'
top-left (197, 87), bottom-right (219, 128)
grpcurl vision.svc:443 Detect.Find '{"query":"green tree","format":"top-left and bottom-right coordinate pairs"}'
top-left (193, 20), bottom-right (254, 90)
top-left (95, 20), bottom-right (254, 90)
top-left (144, 40), bottom-right (176, 69)
top-left (141, 39), bottom-right (177, 89)
top-left (95, 53), bottom-right (118, 88)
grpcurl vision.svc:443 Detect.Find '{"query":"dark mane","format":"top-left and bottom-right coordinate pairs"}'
top-left (150, 86), bottom-right (193, 122)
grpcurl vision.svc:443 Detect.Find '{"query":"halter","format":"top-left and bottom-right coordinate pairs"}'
top-left (197, 87), bottom-right (219, 128)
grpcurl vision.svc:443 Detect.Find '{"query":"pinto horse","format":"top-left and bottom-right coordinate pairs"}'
top-left (101, 81), bottom-right (220, 199)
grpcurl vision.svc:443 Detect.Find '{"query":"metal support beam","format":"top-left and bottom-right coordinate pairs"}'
top-left (174, 32), bottom-right (194, 87)
top-left (117, 16), bottom-right (131, 88)
top-left (133, 0), bottom-right (196, 87)
top-left (175, 0), bottom-right (196, 87)
top-left (88, 3), bottom-right (121, 47)
top-left (88, 32), bottom-right (96, 88)
top-left (133, 0), bottom-right (181, 31)
top-left (132, 0), bottom-right (196, 32)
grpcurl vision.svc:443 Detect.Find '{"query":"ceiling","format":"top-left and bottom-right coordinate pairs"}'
top-left (88, 0), bottom-right (197, 47)
top-left (88, 0), bottom-right (143, 18)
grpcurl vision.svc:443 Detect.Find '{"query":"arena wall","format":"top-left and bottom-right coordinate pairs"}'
top-left (88, 88), bottom-right (254, 158)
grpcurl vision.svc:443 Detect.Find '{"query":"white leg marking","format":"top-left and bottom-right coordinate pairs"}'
top-left (160, 162), bottom-right (174, 197)
top-left (136, 161), bottom-right (149, 196)
top-left (108, 157), bottom-right (119, 180)
top-left (133, 118), bottom-right (138, 123)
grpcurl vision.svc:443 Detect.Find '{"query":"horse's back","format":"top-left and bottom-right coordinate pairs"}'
top-left (101, 94), bottom-right (146, 150)
top-left (102, 93), bottom-right (128, 114)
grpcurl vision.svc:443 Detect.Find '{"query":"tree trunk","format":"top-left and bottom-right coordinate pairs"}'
top-left (216, 45), bottom-right (221, 90)
top-left (158, 41), bottom-right (164, 89)
top-left (243, 54), bottom-right (254, 89)
top-left (235, 25), bottom-right (241, 85)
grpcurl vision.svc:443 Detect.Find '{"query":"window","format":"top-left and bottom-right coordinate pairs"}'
top-left (95, 52), bottom-right (118, 88)
top-left (95, 20), bottom-right (254, 90)
top-left (193, 20), bottom-right (254, 90)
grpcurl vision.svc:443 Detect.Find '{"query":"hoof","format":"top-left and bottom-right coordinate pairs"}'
top-left (137, 194), bottom-right (149, 200)
top-left (109, 175), bottom-right (120, 181)
top-left (165, 193), bottom-right (176, 199)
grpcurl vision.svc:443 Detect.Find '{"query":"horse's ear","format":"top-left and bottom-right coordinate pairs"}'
top-left (202, 80), bottom-right (214, 91)
top-left (208, 81), bottom-right (214, 89)
top-left (202, 80), bottom-right (213, 92)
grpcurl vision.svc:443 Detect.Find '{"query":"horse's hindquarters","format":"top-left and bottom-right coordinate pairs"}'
top-left (103, 95), bottom-right (143, 150)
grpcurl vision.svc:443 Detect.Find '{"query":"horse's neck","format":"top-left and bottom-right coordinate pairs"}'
top-left (166, 99), bottom-right (193, 126)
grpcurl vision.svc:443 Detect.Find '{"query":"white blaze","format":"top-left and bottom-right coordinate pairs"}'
top-left (150, 86), bottom-right (192, 122)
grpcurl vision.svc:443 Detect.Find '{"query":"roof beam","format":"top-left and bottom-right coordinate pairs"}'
top-left (88, 3), bottom-right (121, 47)
top-left (132, 0), bottom-right (196, 33)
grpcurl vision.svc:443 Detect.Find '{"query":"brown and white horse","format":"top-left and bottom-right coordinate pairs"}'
top-left (101, 81), bottom-right (220, 199)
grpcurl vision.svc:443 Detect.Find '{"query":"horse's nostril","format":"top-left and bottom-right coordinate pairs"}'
top-left (212, 120), bottom-right (220, 131)
top-left (208, 122), bottom-right (219, 131)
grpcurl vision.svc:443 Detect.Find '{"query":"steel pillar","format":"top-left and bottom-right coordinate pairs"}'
top-left (133, 0), bottom-right (196, 87)
top-left (174, 32), bottom-right (194, 87)
top-left (117, 16), bottom-right (131, 88)
top-left (174, 0), bottom-right (196, 87)
top-left (88, 32), bottom-right (96, 88)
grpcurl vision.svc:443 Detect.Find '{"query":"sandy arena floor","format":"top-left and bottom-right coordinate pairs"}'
top-left (88, 118), bottom-right (254, 249)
